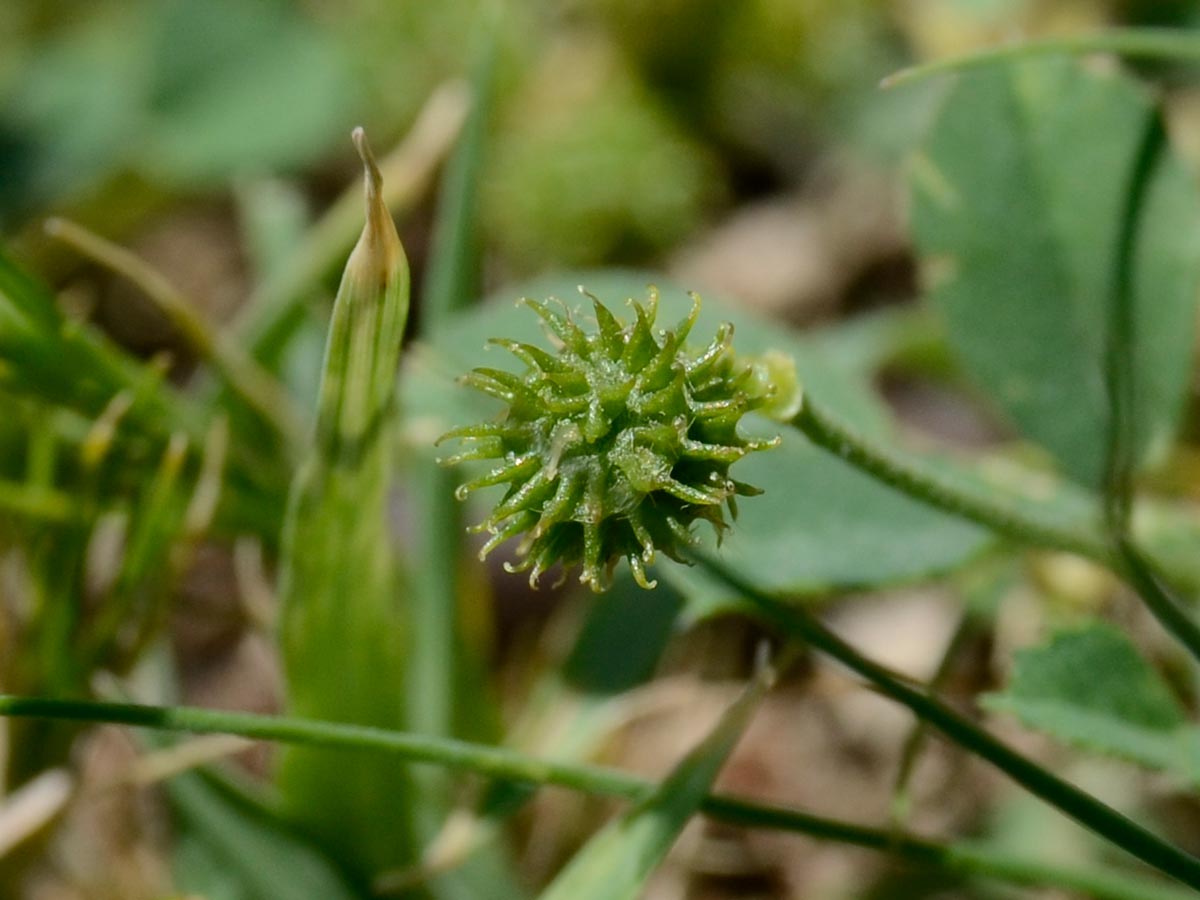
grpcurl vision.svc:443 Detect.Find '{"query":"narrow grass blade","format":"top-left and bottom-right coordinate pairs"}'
top-left (0, 479), bottom-right (78, 523)
top-left (0, 249), bottom-right (190, 432)
top-left (536, 651), bottom-right (779, 900)
top-left (0, 249), bottom-right (289, 541)
top-left (422, 29), bottom-right (497, 331)
top-left (169, 768), bottom-right (366, 900)
top-left (44, 217), bottom-right (304, 449)
top-left (83, 432), bottom-right (191, 670)
top-left (403, 27), bottom-right (529, 899)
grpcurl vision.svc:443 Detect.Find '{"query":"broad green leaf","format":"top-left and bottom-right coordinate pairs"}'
top-left (142, 0), bottom-right (355, 184)
top-left (0, 6), bottom-right (145, 224)
top-left (910, 58), bottom-right (1200, 487)
top-left (985, 624), bottom-right (1200, 784)
top-left (0, 1), bottom-right (353, 221)
top-left (169, 769), bottom-right (364, 900)
top-left (276, 133), bottom-right (416, 875)
top-left (537, 658), bottom-right (775, 900)
top-left (403, 270), bottom-right (991, 606)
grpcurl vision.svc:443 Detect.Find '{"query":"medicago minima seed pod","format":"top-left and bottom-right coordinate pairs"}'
top-left (439, 288), bottom-right (786, 592)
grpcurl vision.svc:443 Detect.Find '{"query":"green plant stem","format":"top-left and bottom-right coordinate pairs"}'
top-left (882, 28), bottom-right (1200, 88)
top-left (789, 399), bottom-right (1200, 666)
top-left (1117, 539), bottom-right (1200, 664)
top-left (0, 694), bottom-right (1187, 900)
top-left (942, 845), bottom-right (1193, 900)
top-left (1092, 115), bottom-right (1200, 668)
top-left (1102, 114), bottom-right (1162, 536)
top-left (791, 399), bottom-right (1114, 563)
top-left (688, 553), bottom-right (1200, 890)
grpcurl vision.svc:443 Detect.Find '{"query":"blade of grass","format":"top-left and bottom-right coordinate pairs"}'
top-left (422, 34), bottom-right (496, 332)
top-left (0, 694), bottom-right (1190, 900)
top-left (24, 407), bottom-right (58, 489)
top-left (43, 218), bottom-right (304, 450)
top-left (0, 479), bottom-right (79, 523)
top-left (0, 249), bottom-right (196, 434)
top-left (0, 247), bottom-right (61, 333)
top-left (537, 650), bottom-right (780, 900)
top-left (0, 250), bottom-right (289, 540)
top-left (82, 431), bottom-right (189, 670)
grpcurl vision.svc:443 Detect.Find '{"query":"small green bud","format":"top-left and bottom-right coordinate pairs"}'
top-left (438, 288), bottom-right (781, 593)
top-left (315, 127), bottom-right (410, 465)
top-left (745, 349), bottom-right (803, 422)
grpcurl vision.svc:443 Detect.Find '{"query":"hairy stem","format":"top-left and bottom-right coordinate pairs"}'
top-left (791, 399), bottom-right (1114, 563)
top-left (789, 399), bottom-right (1200, 666)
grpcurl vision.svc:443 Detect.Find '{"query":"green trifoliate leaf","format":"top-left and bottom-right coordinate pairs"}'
top-left (985, 624), bottom-right (1200, 784)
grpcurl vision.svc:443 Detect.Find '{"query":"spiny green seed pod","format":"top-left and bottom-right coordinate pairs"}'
top-left (438, 288), bottom-right (780, 592)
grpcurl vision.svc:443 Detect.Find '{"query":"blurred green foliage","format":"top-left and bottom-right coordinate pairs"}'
top-left (484, 40), bottom-right (721, 270)
top-left (0, 0), bottom-right (355, 226)
top-left (0, 0), bottom-right (911, 268)
top-left (5, 2), bottom-right (1200, 899)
